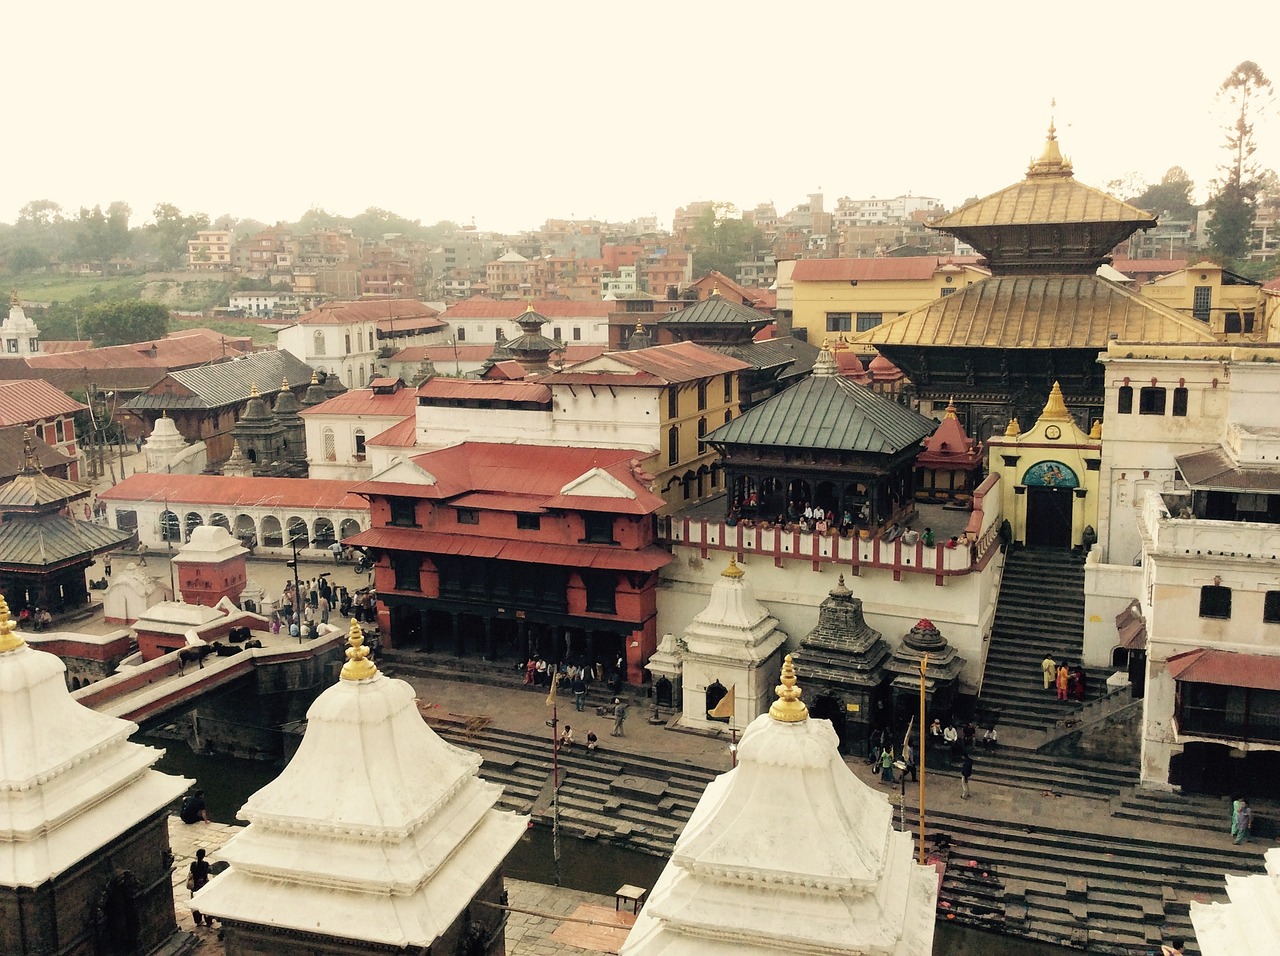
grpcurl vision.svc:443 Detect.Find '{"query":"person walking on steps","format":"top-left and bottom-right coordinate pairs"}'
top-left (611, 698), bottom-right (627, 737)
top-left (960, 753), bottom-right (973, 799)
top-left (1041, 654), bottom-right (1056, 690)
top-left (1056, 663), bottom-right (1070, 702)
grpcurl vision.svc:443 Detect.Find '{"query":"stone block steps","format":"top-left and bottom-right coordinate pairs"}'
top-left (919, 804), bottom-right (1253, 954)
top-left (921, 746), bottom-right (1138, 801)
top-left (1112, 786), bottom-right (1280, 840)
top-left (981, 548), bottom-right (1093, 731)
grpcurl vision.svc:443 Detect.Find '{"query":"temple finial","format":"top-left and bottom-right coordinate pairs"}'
top-left (1048, 96), bottom-right (1057, 141)
top-left (281, 376), bottom-right (290, 390)
top-left (1004, 417), bottom-right (1021, 437)
top-left (310, 370), bottom-right (320, 385)
top-left (721, 555), bottom-right (744, 579)
top-left (250, 382), bottom-right (259, 398)
top-left (769, 654), bottom-right (808, 723)
top-left (340, 618), bottom-right (378, 681)
top-left (1040, 381), bottom-right (1071, 421)
top-left (0, 595), bottom-right (25, 654)
top-left (9, 288), bottom-right (19, 308)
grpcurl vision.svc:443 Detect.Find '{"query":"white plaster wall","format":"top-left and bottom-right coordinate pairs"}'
top-left (656, 545), bottom-right (1001, 695)
top-left (1082, 556), bottom-right (1142, 669)
top-left (549, 387), bottom-right (661, 452)
top-left (146, 440), bottom-right (207, 476)
top-left (415, 404), bottom-right (553, 447)
top-left (450, 317), bottom-right (610, 345)
top-left (303, 413), bottom-right (403, 479)
top-left (277, 322), bottom-right (378, 387)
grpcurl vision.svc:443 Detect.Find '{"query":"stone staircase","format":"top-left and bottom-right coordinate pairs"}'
top-left (981, 547), bottom-right (1092, 731)
top-left (429, 722), bottom-right (1257, 955)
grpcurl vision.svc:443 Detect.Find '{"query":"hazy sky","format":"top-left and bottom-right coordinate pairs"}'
top-left (5, 2), bottom-right (1278, 233)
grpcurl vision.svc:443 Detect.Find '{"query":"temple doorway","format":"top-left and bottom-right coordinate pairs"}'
top-left (1025, 486), bottom-right (1073, 548)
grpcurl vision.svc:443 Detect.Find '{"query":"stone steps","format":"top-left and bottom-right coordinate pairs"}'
top-left (919, 745), bottom-right (1137, 801)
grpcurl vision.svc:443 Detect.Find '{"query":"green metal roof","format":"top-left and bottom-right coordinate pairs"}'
top-left (0, 515), bottom-right (130, 569)
top-left (708, 375), bottom-right (936, 455)
top-left (658, 296), bottom-right (771, 327)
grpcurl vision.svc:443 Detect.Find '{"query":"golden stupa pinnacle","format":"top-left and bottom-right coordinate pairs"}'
top-left (340, 617), bottom-right (378, 681)
top-left (0, 595), bottom-right (25, 654)
top-left (1039, 381), bottom-right (1072, 421)
top-left (281, 376), bottom-right (290, 390)
top-left (310, 370), bottom-right (320, 385)
top-left (9, 288), bottom-right (19, 308)
top-left (721, 555), bottom-right (745, 579)
top-left (250, 382), bottom-right (260, 398)
top-left (1089, 419), bottom-right (1102, 440)
top-left (944, 397), bottom-right (959, 421)
top-left (1004, 417), bottom-right (1021, 437)
top-left (769, 654), bottom-right (808, 723)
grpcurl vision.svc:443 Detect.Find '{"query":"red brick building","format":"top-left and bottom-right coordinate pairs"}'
top-left (347, 442), bottom-right (670, 683)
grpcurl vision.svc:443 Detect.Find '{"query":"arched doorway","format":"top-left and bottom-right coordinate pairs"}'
top-left (260, 515), bottom-right (283, 548)
top-left (811, 694), bottom-right (849, 752)
top-left (705, 680), bottom-right (728, 721)
top-left (286, 516), bottom-right (309, 547)
top-left (184, 512), bottom-right (203, 539)
top-left (160, 510), bottom-right (180, 542)
top-left (1023, 460), bottom-right (1079, 548)
top-left (313, 517), bottom-right (336, 547)
top-left (234, 514), bottom-right (256, 540)
top-left (210, 512), bottom-right (231, 531)
top-left (339, 517), bottom-right (362, 539)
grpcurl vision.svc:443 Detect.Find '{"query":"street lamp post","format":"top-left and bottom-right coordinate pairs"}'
top-left (286, 533), bottom-right (305, 643)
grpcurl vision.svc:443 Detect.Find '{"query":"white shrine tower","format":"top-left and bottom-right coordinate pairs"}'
top-left (623, 655), bottom-right (939, 956)
top-left (1191, 846), bottom-right (1280, 955)
top-left (193, 619), bottom-right (528, 955)
top-left (2, 289), bottom-right (42, 356)
top-left (0, 594), bottom-right (190, 953)
top-left (679, 556), bottom-right (787, 731)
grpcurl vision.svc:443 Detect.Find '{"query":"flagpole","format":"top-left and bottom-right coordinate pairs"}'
top-left (919, 653), bottom-right (929, 865)
top-left (547, 671), bottom-right (562, 886)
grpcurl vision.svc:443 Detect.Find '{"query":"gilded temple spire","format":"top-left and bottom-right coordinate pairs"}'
top-left (721, 555), bottom-right (744, 579)
top-left (768, 654), bottom-right (808, 723)
top-left (0, 595), bottom-right (25, 654)
top-left (340, 618), bottom-right (379, 681)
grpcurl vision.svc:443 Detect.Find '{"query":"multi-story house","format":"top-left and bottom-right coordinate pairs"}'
top-left (0, 380), bottom-right (87, 480)
top-left (485, 252), bottom-right (533, 297)
top-left (1137, 261), bottom-right (1268, 339)
top-left (436, 296), bottom-right (612, 347)
top-left (187, 230), bottom-right (233, 271)
top-left (346, 442), bottom-right (671, 682)
top-left (1087, 341), bottom-right (1280, 798)
top-left (790, 256), bottom-right (988, 344)
top-left (277, 299), bottom-right (445, 388)
top-left (300, 377), bottom-right (418, 480)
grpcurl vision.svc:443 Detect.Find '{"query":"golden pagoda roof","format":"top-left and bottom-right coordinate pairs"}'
top-left (855, 274), bottom-right (1215, 350)
top-left (930, 128), bottom-right (1154, 231)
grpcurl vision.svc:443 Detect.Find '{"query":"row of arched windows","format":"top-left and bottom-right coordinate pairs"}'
top-left (157, 511), bottom-right (363, 548)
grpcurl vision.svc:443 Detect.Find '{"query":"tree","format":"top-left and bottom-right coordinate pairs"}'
top-left (7, 245), bottom-right (47, 272)
top-left (17, 199), bottom-right (64, 228)
top-left (143, 203), bottom-right (210, 270)
top-left (688, 203), bottom-right (764, 279)
top-left (1131, 166), bottom-right (1198, 222)
top-left (81, 300), bottom-right (169, 347)
top-left (73, 203), bottom-right (133, 275)
top-left (1207, 61), bottom-right (1273, 262)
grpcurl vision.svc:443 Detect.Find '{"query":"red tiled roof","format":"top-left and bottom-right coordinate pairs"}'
top-left (546, 341), bottom-right (749, 386)
top-left (367, 416), bottom-right (417, 448)
top-left (295, 298), bottom-right (439, 326)
top-left (98, 473), bottom-right (368, 511)
top-left (376, 313), bottom-right (445, 333)
top-left (416, 379), bottom-right (552, 403)
top-left (482, 361), bottom-right (527, 380)
top-left (1167, 648), bottom-right (1280, 692)
top-left (344, 526), bottom-right (671, 573)
top-left (538, 371), bottom-right (667, 387)
top-left (299, 386), bottom-right (419, 418)
top-left (0, 380), bottom-right (88, 425)
top-left (26, 328), bottom-right (257, 372)
top-left (792, 256), bottom-right (984, 283)
top-left (448, 491), bottom-right (548, 512)
top-left (353, 442), bottom-right (663, 512)
top-left (40, 340), bottom-right (94, 353)
top-left (440, 296), bottom-right (612, 319)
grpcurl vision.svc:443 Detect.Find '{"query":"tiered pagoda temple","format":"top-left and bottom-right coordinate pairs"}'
top-left (0, 431), bottom-right (129, 615)
top-left (621, 656), bottom-right (937, 955)
top-left (708, 347), bottom-right (936, 530)
top-left (884, 618), bottom-right (966, 724)
top-left (859, 123), bottom-right (1215, 439)
top-left (795, 574), bottom-right (893, 757)
top-left (658, 289), bottom-right (819, 409)
top-left (914, 399), bottom-right (983, 503)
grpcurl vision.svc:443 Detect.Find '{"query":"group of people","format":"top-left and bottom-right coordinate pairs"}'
top-left (522, 656), bottom-right (626, 702)
top-left (1041, 656), bottom-right (1088, 702)
top-left (16, 606), bottom-right (53, 630)
top-left (82, 499), bottom-right (109, 523)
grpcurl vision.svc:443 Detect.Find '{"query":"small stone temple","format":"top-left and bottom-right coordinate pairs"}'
top-left (621, 656), bottom-right (938, 955)
top-left (914, 399), bottom-right (983, 503)
top-left (0, 595), bottom-right (191, 955)
top-left (678, 557), bottom-right (787, 733)
top-left (795, 575), bottom-right (893, 757)
top-left (885, 618), bottom-right (966, 726)
top-left (193, 620), bottom-right (528, 955)
top-left (142, 412), bottom-right (207, 475)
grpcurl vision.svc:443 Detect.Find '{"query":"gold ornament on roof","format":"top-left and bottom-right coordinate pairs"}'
top-left (340, 617), bottom-right (378, 681)
top-left (1027, 100), bottom-right (1073, 179)
top-left (310, 370), bottom-right (320, 385)
top-left (1004, 417), bottom-right (1021, 437)
top-left (1089, 419), bottom-right (1102, 440)
top-left (721, 555), bottom-right (745, 579)
top-left (1039, 381), bottom-right (1072, 421)
top-left (250, 382), bottom-right (260, 398)
top-left (0, 595), bottom-right (25, 654)
top-left (944, 397), bottom-right (959, 421)
top-left (769, 654), bottom-right (808, 722)
top-left (281, 377), bottom-right (290, 390)
top-left (9, 288), bottom-right (19, 308)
